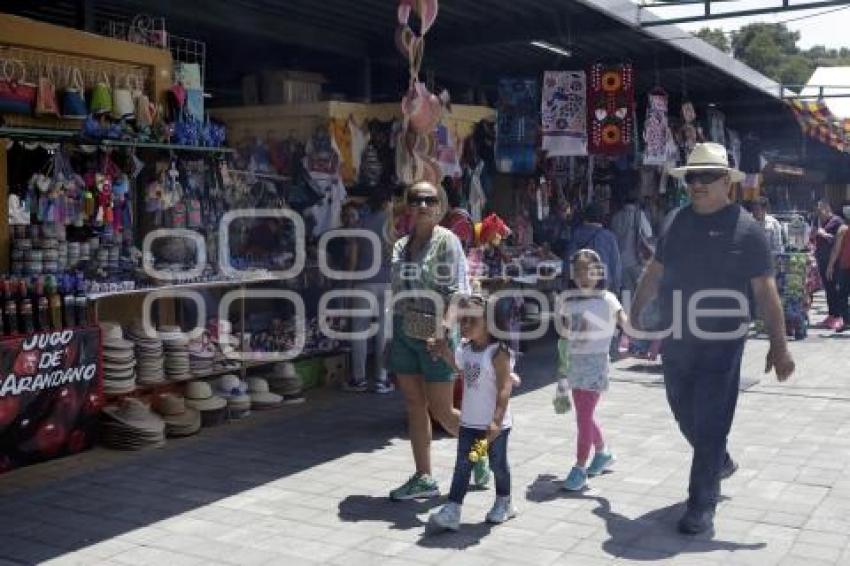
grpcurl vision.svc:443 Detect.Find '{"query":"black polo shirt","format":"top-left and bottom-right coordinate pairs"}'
top-left (656, 204), bottom-right (772, 343)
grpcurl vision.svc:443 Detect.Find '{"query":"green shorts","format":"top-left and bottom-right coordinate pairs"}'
top-left (388, 316), bottom-right (457, 382)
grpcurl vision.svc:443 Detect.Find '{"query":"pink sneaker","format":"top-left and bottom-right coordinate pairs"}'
top-left (819, 316), bottom-right (836, 329)
top-left (830, 317), bottom-right (845, 331)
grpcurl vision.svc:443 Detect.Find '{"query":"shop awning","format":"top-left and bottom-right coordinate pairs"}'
top-left (787, 98), bottom-right (850, 154)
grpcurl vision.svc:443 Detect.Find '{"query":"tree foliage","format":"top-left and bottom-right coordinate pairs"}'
top-left (696, 23), bottom-right (849, 88)
top-left (696, 27), bottom-right (729, 53)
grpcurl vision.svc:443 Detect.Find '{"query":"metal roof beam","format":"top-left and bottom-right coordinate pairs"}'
top-left (640, 0), bottom-right (850, 27)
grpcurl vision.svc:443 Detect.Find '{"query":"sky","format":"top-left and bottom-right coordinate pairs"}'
top-left (641, 0), bottom-right (850, 49)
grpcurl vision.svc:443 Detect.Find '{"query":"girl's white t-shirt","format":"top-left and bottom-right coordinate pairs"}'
top-left (455, 343), bottom-right (513, 430)
top-left (559, 291), bottom-right (623, 355)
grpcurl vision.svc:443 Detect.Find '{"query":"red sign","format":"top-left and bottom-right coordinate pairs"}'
top-left (0, 327), bottom-right (102, 472)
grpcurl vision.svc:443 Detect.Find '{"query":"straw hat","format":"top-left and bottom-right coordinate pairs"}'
top-left (273, 362), bottom-right (298, 380)
top-left (101, 398), bottom-right (165, 435)
top-left (248, 377), bottom-right (283, 407)
top-left (217, 374), bottom-right (251, 409)
top-left (184, 381), bottom-right (227, 411)
top-left (152, 394), bottom-right (201, 437)
top-left (99, 322), bottom-right (123, 341)
top-left (670, 142), bottom-right (745, 183)
top-left (103, 337), bottom-right (134, 351)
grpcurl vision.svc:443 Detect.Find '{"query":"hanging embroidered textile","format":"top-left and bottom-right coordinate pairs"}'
top-left (541, 71), bottom-right (587, 157)
top-left (588, 64), bottom-right (635, 156)
top-left (495, 78), bottom-right (540, 174)
top-left (642, 89), bottom-right (669, 166)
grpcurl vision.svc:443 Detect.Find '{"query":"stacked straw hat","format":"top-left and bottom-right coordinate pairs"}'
top-left (152, 393), bottom-right (201, 438)
top-left (127, 321), bottom-right (166, 385)
top-left (247, 377), bottom-right (283, 410)
top-left (100, 398), bottom-right (166, 450)
top-left (266, 362), bottom-right (305, 404)
top-left (101, 323), bottom-right (136, 395)
top-left (184, 381), bottom-right (227, 427)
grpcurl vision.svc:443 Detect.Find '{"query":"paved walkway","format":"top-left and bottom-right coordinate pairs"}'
top-left (0, 300), bottom-right (849, 565)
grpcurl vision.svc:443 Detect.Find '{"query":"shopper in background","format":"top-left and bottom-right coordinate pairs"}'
top-left (610, 194), bottom-right (653, 357)
top-left (565, 203), bottom-right (622, 295)
top-left (610, 193), bottom-right (653, 298)
top-left (388, 181), bottom-right (470, 502)
top-left (750, 197), bottom-right (784, 255)
top-left (441, 179), bottom-right (475, 252)
top-left (537, 202), bottom-right (572, 259)
top-left (347, 189), bottom-right (395, 394)
top-left (631, 142), bottom-right (794, 536)
top-left (826, 206), bottom-right (850, 333)
top-left (813, 200), bottom-right (845, 330)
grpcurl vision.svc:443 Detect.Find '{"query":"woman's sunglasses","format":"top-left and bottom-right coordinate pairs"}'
top-left (408, 195), bottom-right (441, 207)
top-left (685, 170), bottom-right (727, 185)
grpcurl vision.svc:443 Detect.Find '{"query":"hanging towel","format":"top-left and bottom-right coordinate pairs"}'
top-left (588, 64), bottom-right (635, 156)
top-left (642, 90), bottom-right (669, 166)
top-left (541, 71), bottom-right (587, 157)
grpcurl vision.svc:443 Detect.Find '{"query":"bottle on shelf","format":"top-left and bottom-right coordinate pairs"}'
top-left (2, 279), bottom-right (17, 336)
top-left (47, 275), bottom-right (62, 330)
top-left (18, 279), bottom-right (34, 335)
top-left (62, 274), bottom-right (76, 328)
top-left (34, 277), bottom-right (49, 332)
top-left (74, 274), bottom-right (88, 327)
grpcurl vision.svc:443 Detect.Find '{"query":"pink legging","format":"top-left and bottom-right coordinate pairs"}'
top-left (573, 389), bottom-right (604, 466)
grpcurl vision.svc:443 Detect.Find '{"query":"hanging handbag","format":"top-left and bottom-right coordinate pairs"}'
top-left (111, 73), bottom-right (134, 120)
top-left (62, 67), bottom-right (87, 119)
top-left (0, 60), bottom-right (37, 115)
top-left (134, 74), bottom-right (154, 128)
top-left (90, 72), bottom-right (112, 115)
top-left (35, 63), bottom-right (60, 117)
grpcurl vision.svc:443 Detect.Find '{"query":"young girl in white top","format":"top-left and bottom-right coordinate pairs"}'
top-left (426, 293), bottom-right (516, 532)
top-left (558, 249), bottom-right (627, 491)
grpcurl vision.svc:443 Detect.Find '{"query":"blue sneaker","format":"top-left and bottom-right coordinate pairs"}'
top-left (586, 451), bottom-right (615, 477)
top-left (562, 466), bottom-right (588, 491)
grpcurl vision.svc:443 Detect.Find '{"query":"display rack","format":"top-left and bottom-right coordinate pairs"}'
top-left (0, 127), bottom-right (233, 154)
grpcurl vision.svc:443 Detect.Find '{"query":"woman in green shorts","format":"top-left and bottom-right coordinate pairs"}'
top-left (388, 181), bottom-right (471, 501)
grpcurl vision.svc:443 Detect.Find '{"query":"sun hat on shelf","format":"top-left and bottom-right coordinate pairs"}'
top-left (247, 377), bottom-right (283, 408)
top-left (184, 380), bottom-right (227, 412)
top-left (100, 398), bottom-right (166, 450)
top-left (152, 393), bottom-right (201, 437)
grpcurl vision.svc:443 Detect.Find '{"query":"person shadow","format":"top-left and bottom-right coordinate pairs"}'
top-left (337, 493), bottom-right (495, 550)
top-left (527, 475), bottom-right (766, 561)
top-left (338, 494), bottom-right (442, 532)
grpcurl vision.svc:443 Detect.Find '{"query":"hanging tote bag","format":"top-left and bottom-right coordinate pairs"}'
top-left (89, 72), bottom-right (112, 115)
top-left (35, 63), bottom-right (60, 117)
top-left (0, 60), bottom-right (37, 115)
top-left (62, 67), bottom-right (87, 119)
top-left (112, 73), bottom-right (134, 120)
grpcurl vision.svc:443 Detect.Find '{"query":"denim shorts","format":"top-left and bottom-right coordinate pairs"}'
top-left (387, 316), bottom-right (457, 382)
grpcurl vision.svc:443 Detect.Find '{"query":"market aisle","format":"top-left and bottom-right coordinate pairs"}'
top-left (0, 322), bottom-right (849, 565)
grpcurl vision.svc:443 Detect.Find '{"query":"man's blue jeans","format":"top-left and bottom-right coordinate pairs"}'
top-left (662, 339), bottom-right (744, 511)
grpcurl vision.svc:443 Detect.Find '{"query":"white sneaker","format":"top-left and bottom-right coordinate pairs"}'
top-left (374, 380), bottom-right (395, 394)
top-left (485, 496), bottom-right (517, 524)
top-left (428, 502), bottom-right (461, 531)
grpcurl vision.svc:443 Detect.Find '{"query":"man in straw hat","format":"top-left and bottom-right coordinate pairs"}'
top-left (630, 143), bottom-right (795, 535)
